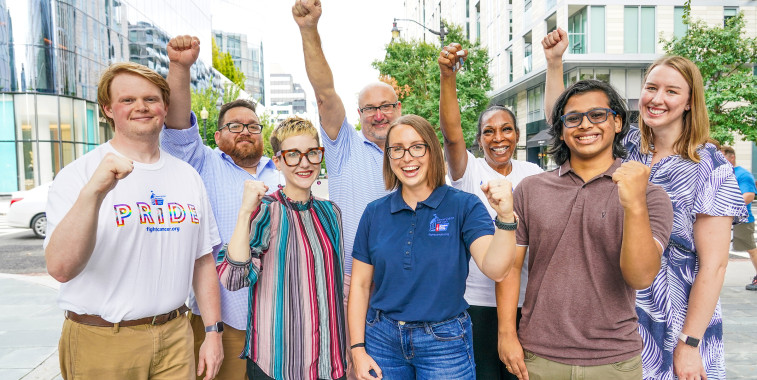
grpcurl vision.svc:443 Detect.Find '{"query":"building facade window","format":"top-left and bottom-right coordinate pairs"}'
top-left (507, 48), bottom-right (513, 82)
top-left (674, 6), bottom-right (688, 38)
top-left (568, 6), bottom-right (605, 54)
top-left (526, 85), bottom-right (543, 123)
top-left (724, 7), bottom-right (738, 26)
top-left (525, 0), bottom-right (531, 12)
top-left (624, 6), bottom-right (656, 54)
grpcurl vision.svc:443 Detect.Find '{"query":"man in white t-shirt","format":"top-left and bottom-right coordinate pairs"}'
top-left (44, 62), bottom-right (223, 380)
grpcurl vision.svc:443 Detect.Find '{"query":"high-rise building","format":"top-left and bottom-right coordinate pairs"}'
top-left (213, 30), bottom-right (266, 105)
top-left (0, 0), bottom-right (218, 192)
top-left (269, 72), bottom-right (307, 123)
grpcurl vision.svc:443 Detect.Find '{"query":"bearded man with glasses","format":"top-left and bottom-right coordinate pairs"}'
top-left (160, 35), bottom-right (281, 380)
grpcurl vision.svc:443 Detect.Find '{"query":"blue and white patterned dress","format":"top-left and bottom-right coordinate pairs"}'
top-left (624, 127), bottom-right (747, 380)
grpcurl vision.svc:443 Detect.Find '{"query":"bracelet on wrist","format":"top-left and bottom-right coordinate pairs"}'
top-left (494, 215), bottom-right (518, 231)
top-left (350, 343), bottom-right (366, 350)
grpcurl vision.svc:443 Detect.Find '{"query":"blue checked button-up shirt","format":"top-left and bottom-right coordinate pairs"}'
top-left (321, 118), bottom-right (390, 275)
top-left (161, 112), bottom-right (280, 330)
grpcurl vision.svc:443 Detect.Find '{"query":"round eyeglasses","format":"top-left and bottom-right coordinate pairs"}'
top-left (276, 147), bottom-right (324, 167)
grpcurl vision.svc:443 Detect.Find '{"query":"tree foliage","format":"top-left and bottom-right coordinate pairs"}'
top-left (212, 39), bottom-right (247, 90)
top-left (190, 84), bottom-right (274, 157)
top-left (662, 11), bottom-right (757, 144)
top-left (372, 22), bottom-right (492, 146)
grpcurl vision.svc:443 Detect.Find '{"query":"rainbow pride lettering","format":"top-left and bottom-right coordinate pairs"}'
top-left (114, 204), bottom-right (132, 227)
top-left (114, 202), bottom-right (196, 227)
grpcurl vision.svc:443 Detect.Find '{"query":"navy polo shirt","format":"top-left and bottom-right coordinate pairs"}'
top-left (352, 185), bottom-right (494, 322)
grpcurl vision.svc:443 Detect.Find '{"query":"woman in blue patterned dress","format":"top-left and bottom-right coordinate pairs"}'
top-left (542, 30), bottom-right (747, 380)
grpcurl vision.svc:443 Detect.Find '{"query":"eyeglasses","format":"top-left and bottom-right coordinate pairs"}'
top-left (560, 108), bottom-right (617, 128)
top-left (220, 122), bottom-right (262, 134)
top-left (387, 143), bottom-right (429, 160)
top-left (359, 102), bottom-right (398, 116)
top-left (276, 147), bottom-right (325, 167)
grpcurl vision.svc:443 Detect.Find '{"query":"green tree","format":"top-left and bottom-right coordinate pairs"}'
top-left (662, 10), bottom-right (757, 144)
top-left (372, 22), bottom-right (492, 146)
top-left (190, 84), bottom-right (273, 156)
top-left (212, 39), bottom-right (246, 90)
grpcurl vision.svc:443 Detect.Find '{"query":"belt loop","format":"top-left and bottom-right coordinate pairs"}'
top-left (151, 315), bottom-right (158, 325)
top-left (112, 322), bottom-right (120, 334)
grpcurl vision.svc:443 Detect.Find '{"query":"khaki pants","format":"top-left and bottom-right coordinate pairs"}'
top-left (189, 312), bottom-right (247, 380)
top-left (59, 315), bottom-right (194, 380)
top-left (523, 350), bottom-right (642, 380)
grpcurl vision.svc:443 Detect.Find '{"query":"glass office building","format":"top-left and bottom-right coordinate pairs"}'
top-left (0, 0), bottom-right (214, 192)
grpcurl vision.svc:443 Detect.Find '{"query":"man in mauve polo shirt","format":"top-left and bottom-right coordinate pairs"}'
top-left (497, 79), bottom-right (673, 380)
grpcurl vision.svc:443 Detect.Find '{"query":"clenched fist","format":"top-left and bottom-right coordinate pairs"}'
top-left (85, 153), bottom-right (134, 197)
top-left (481, 178), bottom-right (514, 221)
top-left (167, 35), bottom-right (200, 68)
top-left (542, 27), bottom-right (568, 64)
top-left (292, 0), bottom-right (322, 29)
top-left (438, 43), bottom-right (467, 77)
top-left (612, 161), bottom-right (651, 210)
top-left (240, 180), bottom-right (268, 215)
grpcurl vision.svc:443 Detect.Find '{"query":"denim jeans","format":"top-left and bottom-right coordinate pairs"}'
top-left (364, 310), bottom-right (476, 380)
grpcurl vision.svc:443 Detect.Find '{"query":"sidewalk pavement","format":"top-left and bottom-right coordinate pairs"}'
top-left (1, 259), bottom-right (756, 379)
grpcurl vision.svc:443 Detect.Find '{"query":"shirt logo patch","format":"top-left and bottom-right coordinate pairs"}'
top-left (429, 214), bottom-right (454, 235)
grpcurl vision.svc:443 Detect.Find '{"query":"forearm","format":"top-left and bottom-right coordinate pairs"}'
top-left (193, 254), bottom-right (222, 324)
top-left (544, 59), bottom-right (565, 125)
top-left (45, 185), bottom-right (106, 282)
top-left (439, 74), bottom-right (467, 180)
top-left (227, 211), bottom-right (254, 262)
top-left (620, 207), bottom-right (661, 289)
top-left (299, 27), bottom-right (345, 130)
top-left (347, 281), bottom-right (371, 346)
top-left (496, 267), bottom-right (521, 337)
top-left (481, 227), bottom-right (517, 282)
top-left (165, 62), bottom-right (193, 129)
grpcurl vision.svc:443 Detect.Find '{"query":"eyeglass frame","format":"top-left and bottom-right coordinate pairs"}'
top-left (386, 143), bottom-right (429, 160)
top-left (560, 108), bottom-right (618, 128)
top-left (220, 122), bottom-right (263, 134)
top-left (275, 147), bottom-right (325, 167)
top-left (359, 102), bottom-right (399, 116)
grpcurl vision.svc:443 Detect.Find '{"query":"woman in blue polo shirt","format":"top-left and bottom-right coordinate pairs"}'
top-left (347, 114), bottom-right (518, 380)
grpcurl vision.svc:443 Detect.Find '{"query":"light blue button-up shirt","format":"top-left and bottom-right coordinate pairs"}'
top-left (161, 112), bottom-right (280, 330)
top-left (322, 118), bottom-right (390, 275)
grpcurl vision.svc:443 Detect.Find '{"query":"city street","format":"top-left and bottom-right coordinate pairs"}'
top-left (0, 210), bottom-right (756, 378)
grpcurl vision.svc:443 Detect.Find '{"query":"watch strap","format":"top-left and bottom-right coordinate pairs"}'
top-left (494, 216), bottom-right (518, 231)
top-left (205, 321), bottom-right (224, 333)
top-left (678, 332), bottom-right (700, 347)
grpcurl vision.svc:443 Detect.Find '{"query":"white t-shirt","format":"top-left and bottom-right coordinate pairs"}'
top-left (450, 150), bottom-right (543, 307)
top-left (44, 142), bottom-right (220, 322)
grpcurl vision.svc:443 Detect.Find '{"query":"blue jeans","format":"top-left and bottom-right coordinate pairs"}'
top-left (364, 310), bottom-right (476, 380)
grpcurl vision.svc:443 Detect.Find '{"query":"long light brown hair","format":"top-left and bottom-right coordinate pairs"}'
top-left (638, 56), bottom-right (709, 162)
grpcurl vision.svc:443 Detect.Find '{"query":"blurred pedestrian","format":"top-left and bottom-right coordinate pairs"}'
top-left (721, 146), bottom-right (757, 291)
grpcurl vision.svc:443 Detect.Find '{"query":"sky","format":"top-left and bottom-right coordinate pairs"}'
top-left (210, 0), bottom-right (405, 124)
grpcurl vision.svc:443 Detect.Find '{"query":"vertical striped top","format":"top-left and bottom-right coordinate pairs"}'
top-left (217, 189), bottom-right (346, 380)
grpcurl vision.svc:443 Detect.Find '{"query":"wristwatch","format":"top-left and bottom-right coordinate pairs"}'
top-left (494, 215), bottom-right (518, 231)
top-left (678, 332), bottom-right (700, 348)
top-left (205, 321), bottom-right (224, 333)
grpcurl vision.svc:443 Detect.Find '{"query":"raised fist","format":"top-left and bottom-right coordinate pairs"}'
top-left (481, 178), bottom-right (514, 220)
top-left (167, 35), bottom-right (200, 68)
top-left (292, 0), bottom-right (322, 29)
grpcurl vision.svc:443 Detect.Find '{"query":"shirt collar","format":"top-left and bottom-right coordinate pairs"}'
top-left (359, 129), bottom-right (385, 152)
top-left (558, 157), bottom-right (622, 178)
top-left (389, 185), bottom-right (449, 213)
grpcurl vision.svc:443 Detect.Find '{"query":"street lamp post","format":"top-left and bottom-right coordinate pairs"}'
top-left (199, 107), bottom-right (209, 145)
top-left (391, 17), bottom-right (448, 44)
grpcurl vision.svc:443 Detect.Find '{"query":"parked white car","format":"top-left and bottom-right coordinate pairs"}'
top-left (7, 183), bottom-right (51, 238)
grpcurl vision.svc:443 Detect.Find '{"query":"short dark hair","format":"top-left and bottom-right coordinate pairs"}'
top-left (217, 99), bottom-right (257, 129)
top-left (547, 80), bottom-right (629, 166)
top-left (383, 115), bottom-right (446, 191)
top-left (476, 105), bottom-right (519, 141)
top-left (721, 145), bottom-right (735, 156)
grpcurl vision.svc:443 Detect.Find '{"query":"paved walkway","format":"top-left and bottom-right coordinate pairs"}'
top-left (0, 258), bottom-right (755, 379)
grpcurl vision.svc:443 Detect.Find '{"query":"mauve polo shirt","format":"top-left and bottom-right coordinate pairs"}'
top-left (352, 185), bottom-right (494, 322)
top-left (514, 158), bottom-right (674, 366)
